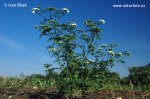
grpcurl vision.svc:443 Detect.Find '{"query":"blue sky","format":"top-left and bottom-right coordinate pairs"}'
top-left (0, 0), bottom-right (150, 77)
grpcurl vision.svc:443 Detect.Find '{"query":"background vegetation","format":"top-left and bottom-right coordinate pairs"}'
top-left (0, 63), bottom-right (150, 98)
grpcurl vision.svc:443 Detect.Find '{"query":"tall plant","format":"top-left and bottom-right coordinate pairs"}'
top-left (32, 7), bottom-right (130, 96)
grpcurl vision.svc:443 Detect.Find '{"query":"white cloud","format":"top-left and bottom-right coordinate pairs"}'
top-left (0, 33), bottom-right (28, 51)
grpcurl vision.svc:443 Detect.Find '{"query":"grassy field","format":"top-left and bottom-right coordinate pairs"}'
top-left (0, 74), bottom-right (150, 99)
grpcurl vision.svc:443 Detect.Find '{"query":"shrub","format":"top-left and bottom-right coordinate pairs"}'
top-left (32, 6), bottom-right (130, 97)
top-left (127, 63), bottom-right (150, 86)
top-left (24, 74), bottom-right (56, 89)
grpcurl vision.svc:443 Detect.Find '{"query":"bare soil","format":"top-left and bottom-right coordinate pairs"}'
top-left (0, 88), bottom-right (150, 99)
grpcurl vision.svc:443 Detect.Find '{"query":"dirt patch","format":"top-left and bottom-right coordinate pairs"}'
top-left (86, 90), bottom-right (150, 99)
top-left (0, 88), bottom-right (150, 99)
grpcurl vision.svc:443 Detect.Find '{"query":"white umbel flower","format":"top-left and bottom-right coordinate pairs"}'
top-left (70, 22), bottom-right (77, 27)
top-left (107, 50), bottom-right (115, 56)
top-left (99, 19), bottom-right (106, 24)
top-left (58, 41), bottom-right (63, 44)
top-left (62, 8), bottom-right (69, 13)
top-left (32, 7), bottom-right (40, 14)
top-left (117, 53), bottom-right (123, 57)
top-left (100, 44), bottom-right (108, 48)
top-left (98, 47), bottom-right (102, 50)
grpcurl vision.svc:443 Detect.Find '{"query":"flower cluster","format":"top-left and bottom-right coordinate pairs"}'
top-left (62, 8), bottom-right (70, 13)
top-left (98, 47), bottom-right (102, 50)
top-left (107, 50), bottom-right (115, 56)
top-left (70, 22), bottom-right (77, 27)
top-left (99, 19), bottom-right (106, 24)
top-left (100, 44), bottom-right (108, 48)
top-left (117, 53), bottom-right (123, 57)
top-left (58, 40), bottom-right (63, 44)
top-left (32, 7), bottom-right (40, 14)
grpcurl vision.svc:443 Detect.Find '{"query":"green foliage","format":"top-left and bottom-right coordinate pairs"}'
top-left (123, 63), bottom-right (150, 87)
top-left (24, 74), bottom-right (56, 89)
top-left (0, 76), bottom-right (23, 88)
top-left (44, 64), bottom-right (58, 79)
top-left (32, 6), bottom-right (130, 97)
top-left (0, 74), bottom-right (57, 90)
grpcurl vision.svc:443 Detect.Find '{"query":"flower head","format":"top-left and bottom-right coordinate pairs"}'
top-left (99, 19), bottom-right (106, 24)
top-left (70, 22), bottom-right (77, 28)
top-left (98, 47), bottom-right (102, 50)
top-left (58, 40), bottom-right (63, 44)
top-left (115, 52), bottom-right (123, 57)
top-left (70, 22), bottom-right (77, 26)
top-left (62, 8), bottom-right (69, 13)
top-left (107, 50), bottom-right (115, 56)
top-left (118, 53), bottom-right (123, 57)
top-left (32, 7), bottom-right (40, 14)
top-left (100, 44), bottom-right (108, 48)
